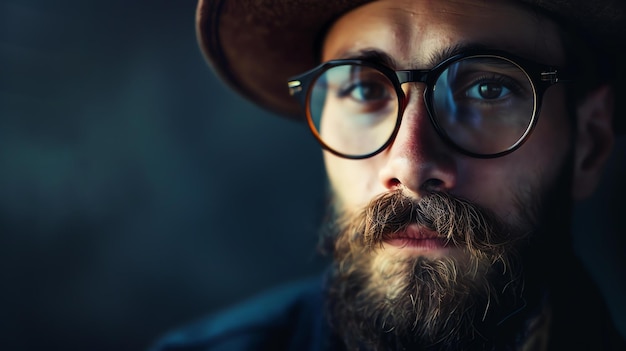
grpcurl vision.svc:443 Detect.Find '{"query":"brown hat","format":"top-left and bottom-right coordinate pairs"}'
top-left (196, 0), bottom-right (626, 133)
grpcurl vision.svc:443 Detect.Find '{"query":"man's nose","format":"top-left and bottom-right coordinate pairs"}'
top-left (378, 89), bottom-right (458, 196)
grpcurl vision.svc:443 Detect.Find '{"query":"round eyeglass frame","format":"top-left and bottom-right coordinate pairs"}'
top-left (288, 50), bottom-right (571, 159)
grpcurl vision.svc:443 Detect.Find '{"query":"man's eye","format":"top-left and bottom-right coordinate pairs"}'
top-left (466, 81), bottom-right (511, 100)
top-left (339, 81), bottom-right (390, 102)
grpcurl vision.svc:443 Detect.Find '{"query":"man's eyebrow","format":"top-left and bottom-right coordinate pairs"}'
top-left (336, 49), bottom-right (400, 68)
top-left (428, 43), bottom-right (491, 67)
top-left (335, 43), bottom-right (493, 69)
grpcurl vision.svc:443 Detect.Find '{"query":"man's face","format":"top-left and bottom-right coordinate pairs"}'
top-left (323, 0), bottom-right (572, 238)
top-left (320, 0), bottom-right (576, 349)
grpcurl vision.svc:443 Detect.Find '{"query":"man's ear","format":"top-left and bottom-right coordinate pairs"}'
top-left (572, 85), bottom-right (615, 200)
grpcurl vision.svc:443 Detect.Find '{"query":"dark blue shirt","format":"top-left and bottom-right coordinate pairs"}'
top-left (148, 276), bottom-right (343, 351)
top-left (149, 269), bottom-right (626, 351)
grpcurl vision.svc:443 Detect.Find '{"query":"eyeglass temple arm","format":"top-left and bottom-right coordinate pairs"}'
top-left (287, 79), bottom-right (307, 105)
top-left (539, 66), bottom-right (575, 86)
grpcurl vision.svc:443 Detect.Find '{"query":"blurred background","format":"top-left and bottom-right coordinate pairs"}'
top-left (1, 1), bottom-right (624, 350)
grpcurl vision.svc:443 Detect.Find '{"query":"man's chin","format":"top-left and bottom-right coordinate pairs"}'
top-left (324, 190), bottom-right (547, 350)
top-left (328, 251), bottom-right (507, 351)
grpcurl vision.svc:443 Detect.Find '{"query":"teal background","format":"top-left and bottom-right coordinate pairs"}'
top-left (1, 1), bottom-right (624, 350)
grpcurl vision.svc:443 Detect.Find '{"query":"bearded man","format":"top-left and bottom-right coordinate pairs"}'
top-left (149, 0), bottom-right (626, 350)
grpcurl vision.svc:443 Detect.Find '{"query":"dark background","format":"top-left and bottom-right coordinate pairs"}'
top-left (1, 1), bottom-right (624, 350)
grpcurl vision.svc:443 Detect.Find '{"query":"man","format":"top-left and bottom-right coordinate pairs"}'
top-left (150, 0), bottom-right (625, 350)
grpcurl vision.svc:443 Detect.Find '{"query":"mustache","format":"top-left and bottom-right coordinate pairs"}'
top-left (342, 190), bottom-right (520, 260)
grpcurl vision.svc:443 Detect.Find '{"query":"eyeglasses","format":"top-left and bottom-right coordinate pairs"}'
top-left (287, 50), bottom-right (570, 159)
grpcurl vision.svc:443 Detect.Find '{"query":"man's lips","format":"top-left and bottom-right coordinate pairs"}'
top-left (383, 225), bottom-right (449, 251)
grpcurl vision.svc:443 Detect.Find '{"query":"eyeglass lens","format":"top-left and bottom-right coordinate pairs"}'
top-left (306, 57), bottom-right (537, 158)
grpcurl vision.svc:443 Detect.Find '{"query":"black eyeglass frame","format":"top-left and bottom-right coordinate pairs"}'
top-left (288, 50), bottom-right (571, 159)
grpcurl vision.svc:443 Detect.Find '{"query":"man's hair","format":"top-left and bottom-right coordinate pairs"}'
top-left (547, 9), bottom-right (619, 131)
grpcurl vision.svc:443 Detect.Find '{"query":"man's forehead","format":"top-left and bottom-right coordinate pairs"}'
top-left (322, 0), bottom-right (565, 67)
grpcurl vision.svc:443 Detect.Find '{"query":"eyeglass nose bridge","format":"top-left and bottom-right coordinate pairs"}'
top-left (392, 69), bottom-right (436, 114)
top-left (395, 70), bottom-right (431, 86)
top-left (391, 69), bottom-right (438, 133)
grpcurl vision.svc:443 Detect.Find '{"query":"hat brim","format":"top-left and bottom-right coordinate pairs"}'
top-left (197, 0), bottom-right (625, 133)
top-left (196, 0), bottom-right (370, 119)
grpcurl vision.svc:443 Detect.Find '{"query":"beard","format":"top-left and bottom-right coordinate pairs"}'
top-left (323, 168), bottom-right (574, 351)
